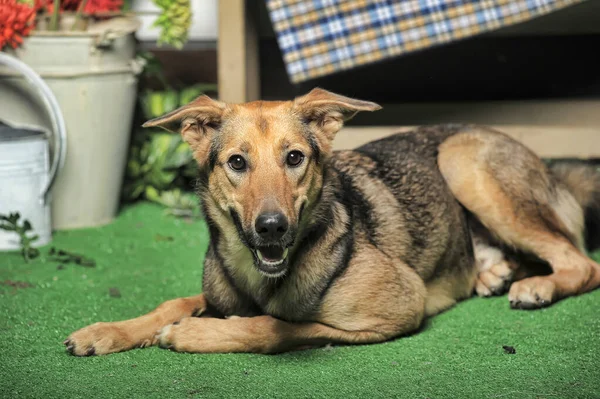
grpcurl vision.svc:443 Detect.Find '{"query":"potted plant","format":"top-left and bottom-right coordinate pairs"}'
top-left (122, 78), bottom-right (217, 218)
top-left (0, 0), bottom-right (192, 230)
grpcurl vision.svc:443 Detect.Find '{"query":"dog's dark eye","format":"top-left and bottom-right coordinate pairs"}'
top-left (228, 155), bottom-right (247, 171)
top-left (286, 151), bottom-right (304, 167)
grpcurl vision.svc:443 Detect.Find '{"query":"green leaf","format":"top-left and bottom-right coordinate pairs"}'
top-left (163, 90), bottom-right (180, 114)
top-left (126, 161), bottom-right (141, 178)
top-left (0, 223), bottom-right (15, 231)
top-left (179, 85), bottom-right (207, 106)
top-left (26, 247), bottom-right (40, 259)
top-left (143, 133), bottom-right (182, 188)
top-left (144, 186), bottom-right (161, 203)
top-left (9, 213), bottom-right (20, 224)
top-left (147, 133), bottom-right (174, 162)
top-left (191, 83), bottom-right (218, 93)
top-left (163, 141), bottom-right (193, 169)
top-left (121, 0), bottom-right (133, 11)
top-left (148, 168), bottom-right (177, 188)
top-left (23, 220), bottom-right (32, 231)
top-left (160, 190), bottom-right (200, 213)
top-left (123, 182), bottom-right (147, 201)
top-left (148, 91), bottom-right (165, 118)
top-left (139, 140), bottom-right (150, 162)
top-left (182, 161), bottom-right (198, 179)
top-left (156, 189), bottom-right (180, 208)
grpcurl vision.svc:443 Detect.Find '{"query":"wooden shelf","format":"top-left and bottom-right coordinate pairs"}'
top-left (337, 99), bottom-right (600, 158)
top-left (334, 125), bottom-right (600, 159)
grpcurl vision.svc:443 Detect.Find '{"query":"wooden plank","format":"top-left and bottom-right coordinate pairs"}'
top-left (351, 100), bottom-right (600, 126)
top-left (217, 0), bottom-right (260, 103)
top-left (334, 125), bottom-right (600, 159)
top-left (336, 99), bottom-right (600, 158)
top-left (244, 0), bottom-right (260, 102)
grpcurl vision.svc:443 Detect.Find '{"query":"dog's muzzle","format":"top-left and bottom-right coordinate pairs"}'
top-left (251, 212), bottom-right (292, 277)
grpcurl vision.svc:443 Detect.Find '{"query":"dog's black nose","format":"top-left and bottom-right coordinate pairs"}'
top-left (255, 213), bottom-right (288, 240)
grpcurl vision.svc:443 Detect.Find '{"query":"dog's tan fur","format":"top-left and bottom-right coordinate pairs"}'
top-left (64, 89), bottom-right (600, 356)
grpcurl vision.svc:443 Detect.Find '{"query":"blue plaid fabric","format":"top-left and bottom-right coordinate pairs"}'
top-left (265, 0), bottom-right (584, 83)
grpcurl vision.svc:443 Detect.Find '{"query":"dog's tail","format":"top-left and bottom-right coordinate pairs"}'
top-left (550, 162), bottom-right (600, 251)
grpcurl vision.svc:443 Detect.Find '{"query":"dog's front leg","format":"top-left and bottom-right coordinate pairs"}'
top-left (65, 294), bottom-right (207, 356)
top-left (157, 315), bottom-right (392, 354)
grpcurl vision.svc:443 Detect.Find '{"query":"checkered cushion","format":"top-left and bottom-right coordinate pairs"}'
top-left (266, 0), bottom-right (584, 83)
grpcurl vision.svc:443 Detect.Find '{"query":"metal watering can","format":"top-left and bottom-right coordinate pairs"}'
top-left (0, 52), bottom-right (67, 250)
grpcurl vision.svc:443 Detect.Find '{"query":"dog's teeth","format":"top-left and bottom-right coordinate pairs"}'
top-left (256, 248), bottom-right (288, 266)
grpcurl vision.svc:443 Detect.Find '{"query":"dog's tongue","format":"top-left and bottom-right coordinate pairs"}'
top-left (259, 246), bottom-right (284, 261)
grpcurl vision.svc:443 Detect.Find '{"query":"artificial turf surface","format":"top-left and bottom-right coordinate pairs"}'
top-left (1, 202), bottom-right (599, 399)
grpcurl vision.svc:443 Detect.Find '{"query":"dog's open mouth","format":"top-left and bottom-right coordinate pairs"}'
top-left (253, 246), bottom-right (289, 277)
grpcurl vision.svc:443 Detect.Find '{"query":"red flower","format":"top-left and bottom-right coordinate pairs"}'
top-left (45, 0), bottom-right (123, 14)
top-left (81, 0), bottom-right (123, 14)
top-left (0, 0), bottom-right (36, 49)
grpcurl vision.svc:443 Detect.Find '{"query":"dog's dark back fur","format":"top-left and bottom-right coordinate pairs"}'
top-left (352, 125), bottom-right (474, 280)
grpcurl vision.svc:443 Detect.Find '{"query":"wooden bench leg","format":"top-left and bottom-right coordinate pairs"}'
top-left (218, 0), bottom-right (260, 103)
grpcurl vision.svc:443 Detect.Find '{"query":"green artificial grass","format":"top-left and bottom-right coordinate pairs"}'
top-left (1, 202), bottom-right (600, 399)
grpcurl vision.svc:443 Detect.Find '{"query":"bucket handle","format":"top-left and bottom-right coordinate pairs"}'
top-left (0, 52), bottom-right (67, 205)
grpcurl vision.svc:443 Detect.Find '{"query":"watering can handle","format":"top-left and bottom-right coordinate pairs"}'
top-left (0, 52), bottom-right (67, 205)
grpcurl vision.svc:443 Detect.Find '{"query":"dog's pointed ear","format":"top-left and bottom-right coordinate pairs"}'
top-left (293, 88), bottom-right (381, 153)
top-left (143, 95), bottom-right (227, 165)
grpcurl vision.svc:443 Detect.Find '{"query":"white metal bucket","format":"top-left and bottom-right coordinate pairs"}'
top-left (0, 53), bottom-right (67, 250)
top-left (0, 18), bottom-right (142, 229)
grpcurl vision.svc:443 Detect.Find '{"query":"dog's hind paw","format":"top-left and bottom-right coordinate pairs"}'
top-left (508, 276), bottom-right (555, 309)
top-left (475, 260), bottom-right (515, 297)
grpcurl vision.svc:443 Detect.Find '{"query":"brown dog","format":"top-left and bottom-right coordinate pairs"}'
top-left (64, 89), bottom-right (600, 356)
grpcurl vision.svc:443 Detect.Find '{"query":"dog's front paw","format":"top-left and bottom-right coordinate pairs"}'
top-left (64, 322), bottom-right (142, 356)
top-left (475, 260), bottom-right (514, 297)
